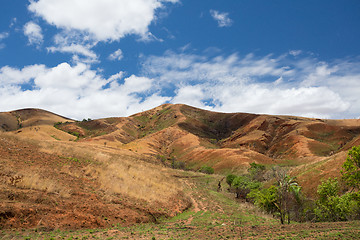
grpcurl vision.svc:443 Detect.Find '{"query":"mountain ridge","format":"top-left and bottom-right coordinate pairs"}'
top-left (1, 103), bottom-right (360, 230)
top-left (2, 103), bottom-right (360, 175)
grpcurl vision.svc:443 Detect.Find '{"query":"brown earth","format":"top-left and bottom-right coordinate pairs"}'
top-left (52, 104), bottom-right (360, 187)
top-left (1, 104), bottom-right (360, 230)
top-left (0, 108), bottom-right (191, 230)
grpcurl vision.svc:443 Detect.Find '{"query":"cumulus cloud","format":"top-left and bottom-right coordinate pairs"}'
top-left (1, 51), bottom-right (359, 119)
top-left (142, 51), bottom-right (360, 119)
top-left (23, 21), bottom-right (43, 47)
top-left (0, 62), bottom-right (168, 119)
top-left (28, 0), bottom-right (179, 42)
top-left (210, 10), bottom-right (233, 27)
top-left (47, 44), bottom-right (98, 64)
top-left (108, 49), bottom-right (124, 61)
top-left (0, 64), bottom-right (47, 86)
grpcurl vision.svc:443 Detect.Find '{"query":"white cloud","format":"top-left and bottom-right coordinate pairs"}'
top-left (0, 64), bottom-right (47, 86)
top-left (142, 51), bottom-right (360, 119)
top-left (28, 0), bottom-right (179, 42)
top-left (108, 49), bottom-right (123, 61)
top-left (23, 21), bottom-right (43, 47)
top-left (0, 32), bottom-right (9, 49)
top-left (123, 75), bottom-right (153, 93)
top-left (0, 62), bottom-right (169, 119)
top-left (289, 50), bottom-right (302, 56)
top-left (9, 18), bottom-right (17, 28)
top-left (1, 51), bottom-right (359, 120)
top-left (47, 44), bottom-right (98, 64)
top-left (0, 32), bottom-right (8, 40)
top-left (210, 10), bottom-right (233, 27)
top-left (172, 85), bottom-right (206, 108)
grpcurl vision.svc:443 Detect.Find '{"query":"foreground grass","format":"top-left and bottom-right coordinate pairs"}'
top-left (1, 171), bottom-right (360, 240)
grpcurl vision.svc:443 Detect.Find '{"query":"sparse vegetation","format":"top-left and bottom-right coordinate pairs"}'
top-left (171, 159), bottom-right (186, 170)
top-left (199, 166), bottom-right (214, 174)
top-left (342, 145), bottom-right (360, 190)
top-left (2, 105), bottom-right (360, 239)
top-left (312, 145), bottom-right (360, 222)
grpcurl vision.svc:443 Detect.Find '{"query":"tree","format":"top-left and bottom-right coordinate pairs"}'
top-left (314, 178), bottom-right (360, 221)
top-left (231, 175), bottom-right (260, 199)
top-left (342, 145), bottom-right (360, 190)
top-left (277, 174), bottom-right (301, 224)
top-left (248, 162), bottom-right (266, 181)
top-left (249, 185), bottom-right (279, 215)
top-left (226, 174), bottom-right (237, 188)
top-left (250, 174), bottom-right (302, 224)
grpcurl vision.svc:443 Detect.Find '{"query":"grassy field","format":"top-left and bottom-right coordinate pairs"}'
top-left (1, 170), bottom-right (359, 240)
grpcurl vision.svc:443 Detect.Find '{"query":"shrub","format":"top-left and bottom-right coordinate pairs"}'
top-left (249, 185), bottom-right (279, 214)
top-left (232, 175), bottom-right (261, 199)
top-left (199, 166), bottom-right (214, 174)
top-left (314, 178), bottom-right (360, 221)
top-left (249, 174), bottom-right (302, 224)
top-left (53, 122), bottom-right (63, 128)
top-left (226, 174), bottom-right (237, 188)
top-left (171, 159), bottom-right (186, 170)
top-left (248, 162), bottom-right (266, 181)
top-left (156, 154), bottom-right (167, 164)
top-left (342, 145), bottom-right (360, 190)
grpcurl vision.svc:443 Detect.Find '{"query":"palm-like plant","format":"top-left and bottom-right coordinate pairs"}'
top-left (277, 174), bottom-right (301, 224)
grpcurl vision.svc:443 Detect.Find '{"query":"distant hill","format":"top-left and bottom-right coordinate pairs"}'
top-left (1, 104), bottom-right (360, 196)
top-left (0, 108), bottom-right (73, 131)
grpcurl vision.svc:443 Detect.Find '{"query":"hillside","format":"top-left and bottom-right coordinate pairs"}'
top-left (50, 104), bottom-right (360, 186)
top-left (0, 108), bottom-right (190, 230)
top-left (1, 104), bottom-right (360, 232)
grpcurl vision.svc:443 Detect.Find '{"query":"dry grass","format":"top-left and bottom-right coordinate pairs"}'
top-left (9, 172), bottom-right (72, 198)
top-left (87, 157), bottom-right (181, 203)
top-left (22, 134), bottom-right (183, 205)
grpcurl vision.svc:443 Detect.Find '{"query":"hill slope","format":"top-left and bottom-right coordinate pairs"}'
top-left (0, 108), bottom-right (190, 230)
top-left (1, 104), bottom-right (360, 210)
top-left (44, 104), bottom-right (360, 169)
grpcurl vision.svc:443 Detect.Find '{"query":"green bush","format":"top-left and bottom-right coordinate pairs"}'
top-left (199, 166), bottom-right (214, 174)
top-left (53, 122), bottom-right (63, 128)
top-left (249, 174), bottom-right (302, 224)
top-left (231, 175), bottom-right (261, 199)
top-left (248, 185), bottom-right (279, 214)
top-left (226, 174), bottom-right (237, 187)
top-left (171, 160), bottom-right (186, 170)
top-left (342, 145), bottom-right (360, 189)
top-left (248, 162), bottom-right (266, 181)
top-left (314, 178), bottom-right (360, 221)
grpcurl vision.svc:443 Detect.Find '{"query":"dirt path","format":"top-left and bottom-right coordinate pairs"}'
top-left (181, 179), bottom-right (207, 225)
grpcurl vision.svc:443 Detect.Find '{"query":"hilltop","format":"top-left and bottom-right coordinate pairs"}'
top-left (2, 105), bottom-right (360, 192)
top-left (1, 104), bottom-right (360, 233)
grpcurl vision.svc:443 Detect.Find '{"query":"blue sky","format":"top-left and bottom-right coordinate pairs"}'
top-left (1, 0), bottom-right (360, 120)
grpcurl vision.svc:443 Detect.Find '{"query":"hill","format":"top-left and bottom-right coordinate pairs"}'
top-left (48, 104), bottom-right (360, 195)
top-left (1, 104), bottom-right (360, 232)
top-left (0, 108), bottom-right (190, 230)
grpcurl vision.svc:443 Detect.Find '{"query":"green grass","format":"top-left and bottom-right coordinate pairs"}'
top-left (50, 135), bottom-right (61, 141)
top-left (2, 172), bottom-right (360, 240)
top-left (132, 107), bottom-right (177, 138)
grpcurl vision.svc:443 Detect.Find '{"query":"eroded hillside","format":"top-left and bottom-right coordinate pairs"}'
top-left (1, 104), bottom-right (360, 218)
top-left (48, 104), bottom-right (360, 173)
top-left (0, 108), bottom-right (190, 230)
